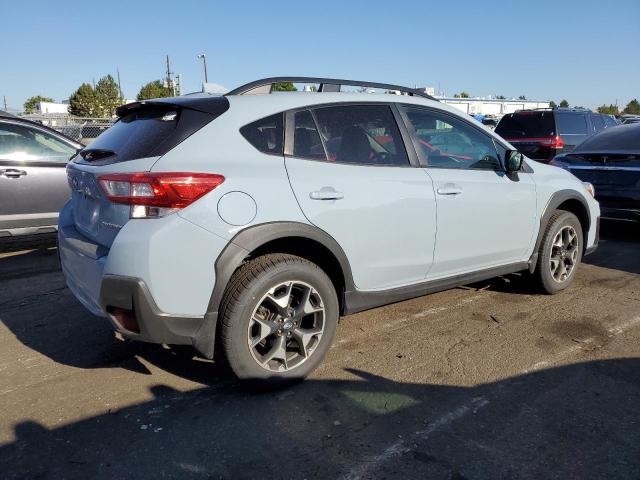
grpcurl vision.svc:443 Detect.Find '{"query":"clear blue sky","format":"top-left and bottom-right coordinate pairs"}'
top-left (2, 0), bottom-right (638, 111)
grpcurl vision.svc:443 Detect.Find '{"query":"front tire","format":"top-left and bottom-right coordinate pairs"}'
top-left (219, 254), bottom-right (339, 382)
top-left (534, 210), bottom-right (583, 294)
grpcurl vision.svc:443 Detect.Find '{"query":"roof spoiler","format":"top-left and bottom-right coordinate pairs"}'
top-left (116, 96), bottom-right (230, 117)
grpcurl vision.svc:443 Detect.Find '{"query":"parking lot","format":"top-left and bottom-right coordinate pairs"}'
top-left (0, 220), bottom-right (639, 479)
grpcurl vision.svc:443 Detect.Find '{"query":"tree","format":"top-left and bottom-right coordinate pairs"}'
top-left (559, 99), bottom-right (569, 108)
top-left (453, 91), bottom-right (470, 98)
top-left (495, 95), bottom-right (506, 100)
top-left (94, 75), bottom-right (123, 117)
top-left (549, 101), bottom-right (557, 109)
top-left (272, 82), bottom-right (297, 92)
top-left (68, 83), bottom-right (98, 117)
top-left (137, 80), bottom-right (173, 100)
top-left (518, 95), bottom-right (526, 100)
top-left (623, 99), bottom-right (640, 115)
top-left (23, 95), bottom-right (54, 114)
top-left (597, 104), bottom-right (619, 115)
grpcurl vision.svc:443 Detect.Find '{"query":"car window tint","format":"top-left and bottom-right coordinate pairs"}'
top-left (240, 113), bottom-right (284, 155)
top-left (555, 113), bottom-right (588, 134)
top-left (403, 107), bottom-right (501, 170)
top-left (576, 124), bottom-right (640, 151)
top-left (495, 111), bottom-right (555, 138)
top-left (0, 122), bottom-right (76, 162)
top-left (312, 105), bottom-right (409, 166)
top-left (591, 115), bottom-right (605, 132)
top-left (292, 110), bottom-right (325, 160)
top-left (603, 116), bottom-right (617, 127)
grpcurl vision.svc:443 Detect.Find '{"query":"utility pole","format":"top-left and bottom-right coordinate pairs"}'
top-left (116, 68), bottom-right (123, 99)
top-left (3, 96), bottom-right (7, 112)
top-left (166, 55), bottom-right (175, 96)
top-left (197, 54), bottom-right (208, 84)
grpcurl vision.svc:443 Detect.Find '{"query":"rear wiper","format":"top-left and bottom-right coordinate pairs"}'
top-left (79, 148), bottom-right (116, 161)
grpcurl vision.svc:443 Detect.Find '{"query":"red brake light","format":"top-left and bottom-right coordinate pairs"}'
top-left (97, 172), bottom-right (225, 209)
top-left (541, 135), bottom-right (564, 149)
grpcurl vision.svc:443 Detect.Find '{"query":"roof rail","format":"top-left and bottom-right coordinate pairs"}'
top-left (226, 77), bottom-right (437, 101)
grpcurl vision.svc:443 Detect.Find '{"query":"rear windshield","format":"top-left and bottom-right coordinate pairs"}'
top-left (576, 124), bottom-right (640, 152)
top-left (555, 112), bottom-right (588, 134)
top-left (76, 98), bottom-right (229, 164)
top-left (495, 112), bottom-right (555, 138)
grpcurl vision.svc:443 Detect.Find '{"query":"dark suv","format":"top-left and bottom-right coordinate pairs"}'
top-left (495, 108), bottom-right (617, 163)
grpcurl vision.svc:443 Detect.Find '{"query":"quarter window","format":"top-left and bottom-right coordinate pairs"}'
top-left (591, 115), bottom-right (605, 132)
top-left (240, 113), bottom-right (284, 155)
top-left (555, 113), bottom-right (588, 135)
top-left (310, 105), bottom-right (409, 166)
top-left (402, 107), bottom-right (501, 170)
top-left (0, 123), bottom-right (76, 162)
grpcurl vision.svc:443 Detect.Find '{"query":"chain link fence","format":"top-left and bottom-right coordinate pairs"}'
top-left (20, 114), bottom-right (115, 145)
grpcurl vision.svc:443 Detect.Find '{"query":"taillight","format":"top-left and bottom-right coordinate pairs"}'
top-left (541, 135), bottom-right (564, 149)
top-left (98, 172), bottom-right (224, 218)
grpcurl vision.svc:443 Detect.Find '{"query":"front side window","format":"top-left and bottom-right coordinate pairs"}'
top-left (311, 105), bottom-right (409, 166)
top-left (591, 115), bottom-right (605, 132)
top-left (240, 113), bottom-right (284, 155)
top-left (0, 122), bottom-right (76, 162)
top-left (402, 107), bottom-right (501, 170)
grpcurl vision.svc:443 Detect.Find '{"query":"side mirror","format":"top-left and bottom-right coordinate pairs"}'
top-left (505, 150), bottom-right (524, 172)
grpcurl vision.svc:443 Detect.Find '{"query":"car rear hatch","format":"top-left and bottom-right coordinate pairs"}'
top-left (67, 95), bottom-right (229, 248)
top-left (495, 111), bottom-right (559, 160)
top-left (561, 153), bottom-right (640, 209)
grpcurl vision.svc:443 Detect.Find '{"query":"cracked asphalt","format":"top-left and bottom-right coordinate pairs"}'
top-left (1, 220), bottom-right (639, 479)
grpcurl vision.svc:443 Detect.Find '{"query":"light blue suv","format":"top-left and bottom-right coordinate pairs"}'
top-left (58, 77), bottom-right (600, 382)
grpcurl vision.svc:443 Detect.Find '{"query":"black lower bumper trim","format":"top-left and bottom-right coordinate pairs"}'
top-left (584, 216), bottom-right (600, 256)
top-left (100, 275), bottom-right (216, 358)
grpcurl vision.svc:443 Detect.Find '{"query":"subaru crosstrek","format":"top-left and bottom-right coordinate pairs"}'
top-left (59, 77), bottom-right (600, 382)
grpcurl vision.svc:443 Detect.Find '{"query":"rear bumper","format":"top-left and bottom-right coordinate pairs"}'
top-left (100, 275), bottom-right (216, 355)
top-left (585, 216), bottom-right (600, 256)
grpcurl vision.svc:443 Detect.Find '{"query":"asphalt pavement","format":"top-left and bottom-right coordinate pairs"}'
top-left (1, 220), bottom-right (639, 479)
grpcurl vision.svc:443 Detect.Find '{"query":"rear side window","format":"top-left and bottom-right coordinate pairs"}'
top-left (603, 115), bottom-right (617, 127)
top-left (495, 112), bottom-right (555, 138)
top-left (240, 113), bottom-right (284, 155)
top-left (311, 105), bottom-right (409, 166)
top-left (555, 113), bottom-right (588, 134)
top-left (0, 122), bottom-right (76, 162)
top-left (292, 110), bottom-right (325, 160)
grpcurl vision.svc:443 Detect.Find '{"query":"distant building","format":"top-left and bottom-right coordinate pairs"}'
top-left (36, 101), bottom-right (69, 114)
top-left (417, 87), bottom-right (550, 116)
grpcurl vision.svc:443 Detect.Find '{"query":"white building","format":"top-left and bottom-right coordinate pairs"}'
top-left (440, 97), bottom-right (550, 116)
top-left (36, 101), bottom-right (70, 114)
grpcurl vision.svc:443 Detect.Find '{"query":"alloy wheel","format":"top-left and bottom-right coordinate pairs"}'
top-left (247, 281), bottom-right (325, 372)
top-left (549, 225), bottom-right (579, 283)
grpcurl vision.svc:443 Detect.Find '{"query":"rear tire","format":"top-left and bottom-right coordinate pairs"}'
top-left (533, 210), bottom-right (583, 294)
top-left (219, 254), bottom-right (339, 382)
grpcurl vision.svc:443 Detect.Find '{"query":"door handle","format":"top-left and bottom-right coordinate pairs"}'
top-left (436, 183), bottom-right (463, 196)
top-left (309, 187), bottom-right (344, 200)
top-left (0, 169), bottom-right (27, 179)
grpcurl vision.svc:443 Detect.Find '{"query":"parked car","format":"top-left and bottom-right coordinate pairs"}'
top-left (621, 116), bottom-right (640, 125)
top-left (58, 77), bottom-right (600, 383)
top-left (551, 123), bottom-right (640, 223)
top-left (495, 108), bottom-right (617, 163)
top-left (0, 111), bottom-right (82, 244)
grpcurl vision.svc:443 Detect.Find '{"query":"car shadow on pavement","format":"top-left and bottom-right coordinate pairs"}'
top-left (2, 359), bottom-right (639, 480)
top-left (583, 219), bottom-right (640, 275)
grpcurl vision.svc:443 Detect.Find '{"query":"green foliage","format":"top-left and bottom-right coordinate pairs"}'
top-left (597, 104), bottom-right (619, 115)
top-left (559, 99), bottom-right (569, 108)
top-left (68, 83), bottom-right (98, 117)
top-left (549, 101), bottom-right (557, 109)
top-left (495, 95), bottom-right (506, 100)
top-left (623, 99), bottom-right (640, 115)
top-left (137, 80), bottom-right (173, 101)
top-left (272, 82), bottom-right (297, 92)
top-left (23, 95), bottom-right (54, 114)
top-left (94, 75), bottom-right (123, 117)
top-left (518, 95), bottom-right (526, 100)
top-left (453, 91), bottom-right (470, 98)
